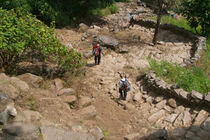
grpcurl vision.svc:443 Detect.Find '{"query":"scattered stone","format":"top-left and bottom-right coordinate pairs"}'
top-left (78, 96), bottom-right (92, 108)
top-left (175, 105), bottom-right (185, 113)
top-left (204, 92), bottom-right (210, 102)
top-left (0, 73), bottom-right (10, 82)
top-left (124, 103), bottom-right (135, 111)
top-left (183, 111), bottom-right (192, 126)
top-left (0, 94), bottom-right (9, 101)
top-left (2, 122), bottom-right (39, 139)
top-left (194, 110), bottom-right (209, 126)
top-left (167, 98), bottom-right (177, 108)
top-left (148, 110), bottom-right (165, 124)
top-left (64, 95), bottom-right (77, 104)
top-left (54, 78), bottom-right (64, 91)
top-left (89, 127), bottom-right (104, 140)
top-left (10, 77), bottom-right (29, 92)
top-left (57, 88), bottom-right (75, 96)
top-left (78, 23), bottom-right (89, 33)
top-left (40, 126), bottom-right (95, 140)
top-left (165, 114), bottom-right (178, 123)
top-left (95, 35), bottom-right (119, 49)
top-left (17, 73), bottom-right (43, 88)
top-left (83, 51), bottom-right (93, 59)
top-left (191, 90), bottom-right (203, 101)
top-left (164, 105), bottom-right (173, 113)
top-left (78, 105), bottom-right (96, 119)
top-left (173, 113), bottom-right (183, 127)
top-left (152, 127), bottom-right (168, 140)
top-left (133, 92), bottom-right (142, 102)
top-left (0, 84), bottom-right (19, 99)
top-left (146, 96), bottom-right (153, 104)
top-left (171, 128), bottom-right (187, 137)
top-left (201, 117), bottom-right (210, 131)
top-left (154, 96), bottom-right (164, 103)
top-left (124, 133), bottom-right (140, 140)
top-left (156, 100), bottom-right (167, 109)
top-left (0, 104), bottom-right (17, 124)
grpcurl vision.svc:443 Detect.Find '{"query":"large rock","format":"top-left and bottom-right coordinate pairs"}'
top-left (0, 104), bottom-right (17, 124)
top-left (2, 122), bottom-right (40, 140)
top-left (191, 90), bottom-right (203, 101)
top-left (194, 110), bottom-right (209, 126)
top-left (54, 78), bottom-right (64, 91)
top-left (78, 105), bottom-right (96, 119)
top-left (148, 110), bottom-right (165, 124)
top-left (78, 96), bottom-right (92, 108)
top-left (10, 77), bottom-right (29, 92)
top-left (64, 95), bottom-right (77, 104)
top-left (0, 84), bottom-right (19, 99)
top-left (201, 117), bottom-right (210, 131)
top-left (78, 23), bottom-right (89, 32)
top-left (183, 111), bottom-right (192, 126)
top-left (0, 73), bottom-right (10, 82)
top-left (57, 88), bottom-right (75, 96)
top-left (95, 35), bottom-right (119, 49)
top-left (165, 114), bottom-right (178, 123)
top-left (204, 92), bottom-right (210, 102)
top-left (155, 100), bottom-right (167, 109)
top-left (17, 73), bottom-right (43, 88)
top-left (83, 51), bottom-right (93, 59)
top-left (16, 110), bottom-right (42, 123)
top-left (40, 126), bottom-right (95, 140)
top-left (124, 133), bottom-right (140, 140)
top-left (167, 98), bottom-right (177, 108)
top-left (89, 127), bottom-right (104, 140)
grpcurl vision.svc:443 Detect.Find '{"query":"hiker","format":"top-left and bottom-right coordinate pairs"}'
top-left (129, 13), bottom-right (135, 27)
top-left (92, 41), bottom-right (102, 65)
top-left (118, 73), bottom-right (131, 100)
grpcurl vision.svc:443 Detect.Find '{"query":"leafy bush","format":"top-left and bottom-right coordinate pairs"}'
top-left (0, 8), bottom-right (83, 73)
top-left (149, 59), bottom-right (210, 94)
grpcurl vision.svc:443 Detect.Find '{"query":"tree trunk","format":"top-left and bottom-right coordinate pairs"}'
top-left (153, 0), bottom-right (163, 45)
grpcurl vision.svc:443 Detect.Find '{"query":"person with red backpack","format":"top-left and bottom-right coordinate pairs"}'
top-left (92, 42), bottom-right (102, 65)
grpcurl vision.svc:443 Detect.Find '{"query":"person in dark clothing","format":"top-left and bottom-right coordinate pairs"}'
top-left (92, 42), bottom-right (102, 65)
top-left (117, 73), bottom-right (131, 100)
top-left (129, 13), bottom-right (135, 27)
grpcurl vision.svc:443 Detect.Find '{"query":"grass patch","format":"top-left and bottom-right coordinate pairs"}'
top-left (102, 129), bottom-right (110, 139)
top-left (147, 15), bottom-right (202, 34)
top-left (149, 59), bottom-right (210, 94)
top-left (27, 97), bottom-right (39, 111)
top-left (90, 3), bottom-right (118, 17)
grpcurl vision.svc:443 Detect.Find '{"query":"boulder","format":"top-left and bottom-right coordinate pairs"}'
top-left (133, 92), bottom-right (142, 102)
top-left (17, 73), bottom-right (43, 88)
top-left (124, 133), bottom-right (140, 140)
top-left (40, 126), bottom-right (95, 140)
top-left (89, 127), bottom-right (104, 140)
top-left (191, 90), bottom-right (203, 101)
top-left (194, 110), bottom-right (209, 126)
top-left (10, 77), bottom-right (29, 92)
top-left (78, 96), bottom-right (92, 108)
top-left (95, 35), bottom-right (119, 49)
top-left (57, 88), bottom-right (75, 96)
top-left (0, 84), bottom-right (19, 99)
top-left (148, 110), bottom-right (165, 124)
top-left (0, 104), bottom-right (17, 125)
top-left (201, 117), bottom-right (210, 131)
top-left (83, 51), bottom-right (93, 59)
top-left (78, 105), bottom-right (96, 119)
top-left (54, 78), bottom-right (64, 91)
top-left (165, 114), bottom-right (178, 123)
top-left (155, 100), bottom-right (167, 109)
top-left (204, 92), bottom-right (210, 102)
top-left (2, 122), bottom-right (40, 140)
top-left (78, 23), bottom-right (89, 32)
top-left (167, 98), bottom-right (177, 108)
top-left (64, 95), bottom-right (77, 104)
top-left (0, 73), bottom-right (10, 82)
top-left (183, 111), bottom-right (192, 126)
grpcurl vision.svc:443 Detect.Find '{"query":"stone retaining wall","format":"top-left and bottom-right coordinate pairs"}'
top-left (142, 71), bottom-right (210, 107)
top-left (134, 19), bottom-right (206, 65)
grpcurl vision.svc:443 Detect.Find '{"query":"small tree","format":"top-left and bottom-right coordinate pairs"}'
top-left (153, 0), bottom-right (175, 45)
top-left (181, 0), bottom-right (210, 36)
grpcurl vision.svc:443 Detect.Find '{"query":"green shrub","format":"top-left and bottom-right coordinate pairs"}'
top-left (0, 8), bottom-right (83, 73)
top-left (149, 59), bottom-right (210, 94)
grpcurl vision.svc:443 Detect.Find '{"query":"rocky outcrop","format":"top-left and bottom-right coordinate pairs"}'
top-left (94, 35), bottom-right (119, 49)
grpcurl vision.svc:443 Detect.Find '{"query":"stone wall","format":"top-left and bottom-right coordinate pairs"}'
top-left (142, 71), bottom-right (210, 107)
top-left (133, 18), bottom-right (206, 65)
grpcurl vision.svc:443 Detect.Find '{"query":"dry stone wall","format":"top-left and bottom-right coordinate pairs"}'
top-left (133, 18), bottom-right (206, 65)
top-left (142, 71), bottom-right (210, 108)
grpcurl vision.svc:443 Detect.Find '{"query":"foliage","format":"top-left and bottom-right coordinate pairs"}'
top-left (0, 8), bottom-right (83, 73)
top-left (0, 0), bottom-right (126, 26)
top-left (181, 0), bottom-right (210, 36)
top-left (149, 59), bottom-right (210, 94)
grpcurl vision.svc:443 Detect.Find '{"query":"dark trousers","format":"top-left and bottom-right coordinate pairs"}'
top-left (95, 55), bottom-right (101, 65)
top-left (119, 88), bottom-right (127, 100)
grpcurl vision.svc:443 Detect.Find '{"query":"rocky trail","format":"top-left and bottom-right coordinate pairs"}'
top-left (0, 1), bottom-right (209, 140)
